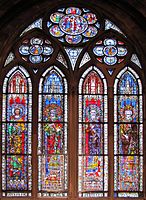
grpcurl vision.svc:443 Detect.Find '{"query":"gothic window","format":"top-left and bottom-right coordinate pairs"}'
top-left (38, 67), bottom-right (68, 197)
top-left (114, 67), bottom-right (143, 198)
top-left (2, 67), bottom-right (32, 197)
top-left (78, 67), bottom-right (108, 197)
top-left (0, 4), bottom-right (144, 200)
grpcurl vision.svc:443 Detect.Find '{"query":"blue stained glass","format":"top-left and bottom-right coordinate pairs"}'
top-left (43, 73), bottom-right (63, 93)
top-left (118, 72), bottom-right (138, 94)
top-left (29, 55), bottom-right (43, 63)
top-left (43, 95), bottom-right (63, 122)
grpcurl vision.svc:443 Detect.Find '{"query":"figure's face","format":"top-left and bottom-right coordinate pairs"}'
top-left (15, 108), bottom-right (20, 115)
top-left (125, 110), bottom-right (132, 121)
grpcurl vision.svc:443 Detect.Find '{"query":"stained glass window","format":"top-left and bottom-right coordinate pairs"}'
top-left (114, 67), bottom-right (143, 198)
top-left (19, 37), bottom-right (53, 64)
top-left (78, 66), bottom-right (108, 197)
top-left (2, 66), bottom-right (32, 197)
top-left (38, 66), bottom-right (68, 197)
top-left (48, 7), bottom-right (99, 44)
top-left (1, 3), bottom-right (145, 200)
top-left (93, 38), bottom-right (127, 65)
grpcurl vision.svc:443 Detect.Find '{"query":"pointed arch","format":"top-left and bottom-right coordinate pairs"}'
top-left (2, 66), bottom-right (32, 197)
top-left (78, 66), bottom-right (108, 197)
top-left (114, 67), bottom-right (143, 197)
top-left (38, 66), bottom-right (68, 197)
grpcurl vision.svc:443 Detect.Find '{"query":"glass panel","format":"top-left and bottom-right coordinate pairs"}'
top-left (38, 67), bottom-right (68, 196)
top-left (78, 68), bottom-right (108, 197)
top-left (2, 68), bottom-right (32, 197)
top-left (48, 7), bottom-right (99, 44)
top-left (114, 69), bottom-right (143, 197)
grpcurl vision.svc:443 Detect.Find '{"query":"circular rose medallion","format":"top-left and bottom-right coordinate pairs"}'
top-left (104, 56), bottom-right (117, 65)
top-left (59, 14), bottom-right (88, 35)
top-left (50, 25), bottom-right (64, 37)
top-left (65, 35), bottom-right (82, 44)
top-left (104, 46), bottom-right (117, 56)
top-left (29, 45), bottom-right (43, 55)
top-left (82, 26), bottom-right (97, 37)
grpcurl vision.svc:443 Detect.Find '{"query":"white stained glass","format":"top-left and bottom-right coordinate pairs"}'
top-left (54, 66), bottom-right (65, 77)
top-left (39, 193), bottom-right (67, 197)
top-left (139, 124), bottom-right (143, 155)
top-left (38, 156), bottom-right (42, 190)
top-left (78, 124), bottom-right (82, 154)
top-left (4, 52), bottom-right (15, 67)
top-left (128, 67), bottom-right (139, 78)
top-left (28, 95), bottom-right (32, 121)
top-left (28, 78), bottom-right (32, 93)
top-left (64, 47), bottom-right (82, 70)
top-left (42, 66), bottom-right (53, 77)
top-left (64, 95), bottom-right (68, 122)
top-left (104, 38), bottom-right (117, 46)
top-left (114, 156), bottom-right (118, 190)
top-left (2, 95), bottom-right (6, 121)
top-left (104, 124), bottom-right (108, 154)
top-left (79, 52), bottom-right (91, 68)
top-left (78, 95), bottom-right (82, 122)
top-left (64, 124), bottom-right (68, 154)
top-left (103, 79), bottom-right (107, 94)
top-left (64, 79), bottom-right (68, 93)
top-left (104, 156), bottom-right (108, 191)
top-left (78, 78), bottom-right (83, 94)
top-left (114, 78), bottom-right (118, 94)
top-left (140, 156), bottom-right (143, 191)
top-left (94, 66), bottom-right (105, 78)
top-left (83, 193), bottom-right (104, 197)
top-left (33, 69), bottom-right (38, 74)
top-left (64, 156), bottom-right (68, 189)
top-left (6, 193), bottom-right (28, 197)
top-left (28, 124), bottom-right (32, 154)
top-left (114, 96), bottom-right (117, 122)
top-left (138, 79), bottom-right (142, 94)
top-left (28, 156), bottom-right (32, 190)
top-left (93, 46), bottom-right (104, 56)
top-left (38, 124), bottom-right (42, 155)
top-left (105, 19), bottom-right (125, 36)
top-left (2, 156), bottom-right (6, 190)
top-left (117, 67), bottom-right (127, 78)
top-left (131, 54), bottom-right (142, 68)
top-left (39, 78), bottom-right (43, 93)
top-left (19, 66), bottom-right (30, 78)
top-left (118, 193), bottom-right (139, 198)
top-left (56, 52), bottom-right (68, 68)
top-left (117, 47), bottom-right (127, 56)
top-left (114, 125), bottom-right (117, 154)
top-left (2, 124), bottom-right (6, 153)
top-left (104, 96), bottom-right (108, 122)
top-left (38, 95), bottom-right (42, 121)
top-left (20, 18), bottom-right (43, 36)
top-left (139, 95), bottom-right (143, 123)
top-left (3, 78), bottom-right (8, 93)
top-left (6, 66), bottom-right (18, 77)
top-left (104, 56), bottom-right (117, 65)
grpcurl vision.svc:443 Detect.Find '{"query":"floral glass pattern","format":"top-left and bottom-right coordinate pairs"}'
top-left (93, 38), bottom-right (127, 65)
top-left (48, 7), bottom-right (100, 44)
top-left (19, 38), bottom-right (53, 64)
